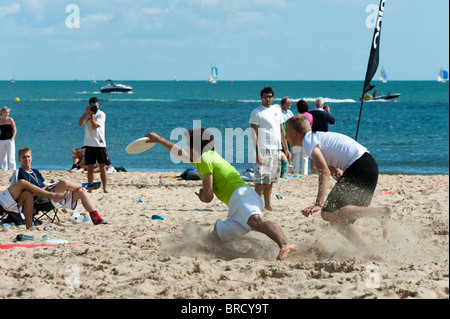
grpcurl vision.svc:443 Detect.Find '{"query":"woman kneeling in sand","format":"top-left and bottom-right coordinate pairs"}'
top-left (145, 128), bottom-right (297, 261)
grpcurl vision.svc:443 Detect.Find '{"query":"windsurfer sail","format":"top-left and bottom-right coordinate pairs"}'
top-left (207, 66), bottom-right (218, 84)
top-left (438, 68), bottom-right (449, 83)
top-left (380, 67), bottom-right (387, 83)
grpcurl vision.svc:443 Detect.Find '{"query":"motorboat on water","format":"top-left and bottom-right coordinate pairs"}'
top-left (361, 93), bottom-right (401, 102)
top-left (100, 80), bottom-right (132, 93)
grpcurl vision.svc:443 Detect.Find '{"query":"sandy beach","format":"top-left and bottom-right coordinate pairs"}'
top-left (0, 170), bottom-right (448, 299)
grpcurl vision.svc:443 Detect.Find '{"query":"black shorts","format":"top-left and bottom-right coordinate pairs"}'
top-left (84, 146), bottom-right (110, 165)
top-left (323, 152), bottom-right (379, 213)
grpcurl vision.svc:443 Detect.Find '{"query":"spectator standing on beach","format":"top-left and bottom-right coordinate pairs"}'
top-left (0, 106), bottom-right (17, 170)
top-left (291, 99), bottom-right (313, 176)
top-left (309, 97), bottom-right (335, 132)
top-left (279, 97), bottom-right (294, 178)
top-left (78, 97), bottom-right (109, 193)
top-left (249, 87), bottom-right (290, 210)
top-left (285, 114), bottom-right (392, 255)
top-left (280, 97), bottom-right (294, 122)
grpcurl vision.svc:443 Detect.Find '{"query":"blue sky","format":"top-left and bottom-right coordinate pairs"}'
top-left (0, 0), bottom-right (448, 81)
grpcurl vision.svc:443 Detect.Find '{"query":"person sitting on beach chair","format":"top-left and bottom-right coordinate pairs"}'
top-left (10, 147), bottom-right (107, 226)
top-left (145, 128), bottom-right (298, 261)
top-left (1, 179), bottom-right (69, 230)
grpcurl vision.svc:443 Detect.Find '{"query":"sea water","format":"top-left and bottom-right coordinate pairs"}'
top-left (0, 80), bottom-right (448, 175)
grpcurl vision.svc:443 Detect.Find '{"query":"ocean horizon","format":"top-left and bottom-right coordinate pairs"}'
top-left (0, 80), bottom-right (448, 175)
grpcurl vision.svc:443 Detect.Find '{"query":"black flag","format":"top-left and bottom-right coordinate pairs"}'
top-left (356, 0), bottom-right (386, 140)
top-left (363, 0), bottom-right (386, 94)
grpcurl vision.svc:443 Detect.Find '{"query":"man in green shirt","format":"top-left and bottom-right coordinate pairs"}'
top-left (145, 128), bottom-right (297, 261)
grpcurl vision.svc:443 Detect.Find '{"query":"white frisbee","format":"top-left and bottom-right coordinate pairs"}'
top-left (125, 137), bottom-right (156, 154)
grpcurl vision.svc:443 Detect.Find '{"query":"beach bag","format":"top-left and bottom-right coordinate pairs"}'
top-left (241, 168), bottom-right (255, 182)
top-left (179, 168), bottom-right (201, 180)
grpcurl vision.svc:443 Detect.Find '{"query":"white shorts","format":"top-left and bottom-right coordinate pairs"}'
top-left (254, 149), bottom-right (281, 184)
top-left (0, 189), bottom-right (21, 213)
top-left (215, 186), bottom-right (264, 242)
top-left (50, 191), bottom-right (77, 210)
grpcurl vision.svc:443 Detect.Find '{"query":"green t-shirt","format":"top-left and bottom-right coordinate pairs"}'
top-left (192, 150), bottom-right (246, 206)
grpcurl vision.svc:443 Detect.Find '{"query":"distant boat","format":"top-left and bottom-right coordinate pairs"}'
top-left (100, 80), bottom-right (132, 93)
top-left (380, 67), bottom-right (388, 83)
top-left (206, 66), bottom-right (218, 84)
top-left (362, 93), bottom-right (401, 102)
top-left (438, 68), bottom-right (449, 83)
top-left (91, 72), bottom-right (97, 84)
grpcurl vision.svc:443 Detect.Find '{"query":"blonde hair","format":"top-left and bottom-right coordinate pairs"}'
top-left (285, 114), bottom-right (312, 135)
top-left (18, 147), bottom-right (31, 158)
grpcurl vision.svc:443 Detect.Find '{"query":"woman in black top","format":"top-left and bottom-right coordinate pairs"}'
top-left (0, 106), bottom-right (17, 170)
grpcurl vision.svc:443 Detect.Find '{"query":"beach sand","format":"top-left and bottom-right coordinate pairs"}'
top-left (0, 171), bottom-right (448, 299)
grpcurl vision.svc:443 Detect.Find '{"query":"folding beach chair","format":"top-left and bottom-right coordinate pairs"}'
top-left (33, 199), bottom-right (60, 224)
top-left (0, 205), bottom-right (27, 226)
top-left (8, 170), bottom-right (61, 225)
top-left (0, 206), bottom-right (8, 223)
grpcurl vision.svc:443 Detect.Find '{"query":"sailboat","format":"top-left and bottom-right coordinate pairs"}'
top-left (438, 68), bottom-right (449, 83)
top-left (206, 66), bottom-right (218, 84)
top-left (91, 72), bottom-right (97, 84)
top-left (380, 67), bottom-right (388, 83)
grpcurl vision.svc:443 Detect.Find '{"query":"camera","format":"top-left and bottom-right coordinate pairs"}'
top-left (89, 104), bottom-right (98, 114)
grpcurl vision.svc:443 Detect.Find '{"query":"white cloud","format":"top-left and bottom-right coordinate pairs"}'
top-left (191, 0), bottom-right (220, 7)
top-left (81, 13), bottom-right (115, 28)
top-left (0, 3), bottom-right (20, 19)
top-left (62, 41), bottom-right (103, 53)
top-left (224, 11), bottom-right (265, 28)
top-left (141, 8), bottom-right (169, 15)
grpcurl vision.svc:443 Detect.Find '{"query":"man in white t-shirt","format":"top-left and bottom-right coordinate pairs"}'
top-left (285, 114), bottom-right (392, 256)
top-left (78, 97), bottom-right (109, 193)
top-left (249, 87), bottom-right (290, 211)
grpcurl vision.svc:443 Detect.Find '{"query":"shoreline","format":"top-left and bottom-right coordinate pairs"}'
top-left (0, 171), bottom-right (448, 299)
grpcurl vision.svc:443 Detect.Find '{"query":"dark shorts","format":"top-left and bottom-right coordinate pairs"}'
top-left (323, 152), bottom-right (379, 213)
top-left (84, 146), bottom-right (110, 165)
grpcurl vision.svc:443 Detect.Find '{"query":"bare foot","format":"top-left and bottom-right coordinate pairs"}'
top-left (277, 243), bottom-right (298, 261)
top-left (264, 205), bottom-right (273, 211)
top-left (52, 191), bottom-right (70, 202)
top-left (378, 206), bottom-right (393, 239)
top-left (103, 189), bottom-right (109, 193)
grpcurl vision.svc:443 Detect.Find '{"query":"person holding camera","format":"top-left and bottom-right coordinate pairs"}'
top-left (78, 97), bottom-right (109, 193)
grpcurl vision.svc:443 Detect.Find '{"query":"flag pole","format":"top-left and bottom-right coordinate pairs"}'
top-left (356, 0), bottom-right (385, 141)
top-left (355, 92), bottom-right (366, 141)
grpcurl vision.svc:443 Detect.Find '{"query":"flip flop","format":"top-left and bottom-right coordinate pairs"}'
top-left (82, 182), bottom-right (102, 190)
